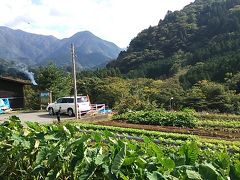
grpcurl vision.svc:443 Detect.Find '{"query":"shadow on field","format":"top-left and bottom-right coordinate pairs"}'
top-left (37, 113), bottom-right (72, 119)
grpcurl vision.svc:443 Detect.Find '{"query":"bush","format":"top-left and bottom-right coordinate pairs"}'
top-left (114, 95), bottom-right (157, 114)
top-left (113, 110), bottom-right (198, 128)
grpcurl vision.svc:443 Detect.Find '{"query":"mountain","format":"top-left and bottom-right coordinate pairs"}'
top-left (107, 0), bottom-right (240, 87)
top-left (45, 31), bottom-right (121, 68)
top-left (0, 26), bottom-right (121, 69)
top-left (0, 26), bottom-right (59, 65)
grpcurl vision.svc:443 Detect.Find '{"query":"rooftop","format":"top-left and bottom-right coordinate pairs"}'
top-left (0, 76), bottom-right (32, 85)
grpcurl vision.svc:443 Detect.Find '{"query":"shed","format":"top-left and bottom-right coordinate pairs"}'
top-left (0, 77), bottom-right (31, 109)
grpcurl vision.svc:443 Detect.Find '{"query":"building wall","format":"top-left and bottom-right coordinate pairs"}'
top-left (0, 80), bottom-right (25, 108)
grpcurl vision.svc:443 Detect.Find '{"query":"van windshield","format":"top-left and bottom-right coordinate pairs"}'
top-left (77, 97), bottom-right (88, 103)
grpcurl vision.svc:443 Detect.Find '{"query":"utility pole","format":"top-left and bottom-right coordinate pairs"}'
top-left (71, 44), bottom-right (79, 119)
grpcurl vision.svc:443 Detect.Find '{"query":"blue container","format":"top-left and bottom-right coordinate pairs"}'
top-left (0, 98), bottom-right (11, 114)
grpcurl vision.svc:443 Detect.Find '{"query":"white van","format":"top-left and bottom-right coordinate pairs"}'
top-left (47, 96), bottom-right (91, 117)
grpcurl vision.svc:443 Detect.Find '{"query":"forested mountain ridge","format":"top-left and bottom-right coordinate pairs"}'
top-left (0, 26), bottom-right (121, 69)
top-left (108, 0), bottom-right (240, 87)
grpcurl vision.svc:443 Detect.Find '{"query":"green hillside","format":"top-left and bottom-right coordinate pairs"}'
top-left (108, 0), bottom-right (240, 87)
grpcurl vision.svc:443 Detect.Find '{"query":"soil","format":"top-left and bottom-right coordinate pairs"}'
top-left (94, 120), bottom-right (240, 141)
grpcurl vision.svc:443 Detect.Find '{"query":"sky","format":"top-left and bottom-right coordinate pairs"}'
top-left (0, 0), bottom-right (194, 48)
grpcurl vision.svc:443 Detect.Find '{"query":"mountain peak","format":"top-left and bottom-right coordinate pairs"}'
top-left (72, 30), bottom-right (95, 37)
top-left (0, 26), bottom-right (122, 69)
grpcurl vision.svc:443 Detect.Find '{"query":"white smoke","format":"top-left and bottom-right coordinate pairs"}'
top-left (24, 70), bottom-right (38, 85)
top-left (7, 62), bottom-right (38, 85)
top-left (15, 63), bottom-right (38, 85)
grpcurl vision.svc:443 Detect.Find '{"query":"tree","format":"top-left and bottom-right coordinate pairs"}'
top-left (35, 63), bottom-right (72, 101)
top-left (24, 85), bottom-right (40, 110)
top-left (154, 76), bottom-right (185, 110)
top-left (96, 77), bottom-right (130, 108)
top-left (225, 72), bottom-right (240, 93)
top-left (185, 80), bottom-right (239, 113)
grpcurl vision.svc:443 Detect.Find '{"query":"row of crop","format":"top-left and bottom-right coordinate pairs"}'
top-left (71, 122), bottom-right (240, 152)
top-left (112, 110), bottom-right (198, 128)
top-left (112, 110), bottom-right (240, 130)
top-left (0, 116), bottom-right (240, 179)
top-left (197, 119), bottom-right (240, 129)
top-left (196, 113), bottom-right (240, 121)
top-left (74, 122), bottom-right (197, 141)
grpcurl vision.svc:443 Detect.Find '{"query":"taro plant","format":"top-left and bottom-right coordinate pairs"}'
top-left (0, 116), bottom-right (239, 179)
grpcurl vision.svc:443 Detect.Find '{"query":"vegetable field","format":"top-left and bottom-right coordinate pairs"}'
top-left (111, 110), bottom-right (240, 140)
top-left (0, 116), bottom-right (240, 179)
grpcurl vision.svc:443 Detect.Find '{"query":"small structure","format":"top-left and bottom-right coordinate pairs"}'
top-left (0, 77), bottom-right (31, 109)
top-left (40, 91), bottom-right (52, 109)
top-left (0, 98), bottom-right (11, 114)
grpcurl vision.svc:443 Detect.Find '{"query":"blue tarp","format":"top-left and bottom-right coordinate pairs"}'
top-left (0, 98), bottom-right (11, 114)
top-left (98, 109), bottom-right (112, 114)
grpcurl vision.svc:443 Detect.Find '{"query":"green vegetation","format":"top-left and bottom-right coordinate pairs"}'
top-left (67, 122), bottom-right (240, 152)
top-left (112, 110), bottom-right (198, 128)
top-left (197, 112), bottom-right (240, 121)
top-left (3, 1), bottom-right (240, 178)
top-left (108, 0), bottom-right (240, 83)
top-left (35, 63), bottom-right (72, 100)
top-left (1, 116), bottom-right (240, 179)
top-left (19, 0), bottom-right (240, 114)
top-left (104, 0), bottom-right (240, 113)
top-left (24, 66), bottom-right (240, 114)
top-left (25, 63), bottom-right (72, 109)
top-left (197, 119), bottom-right (240, 129)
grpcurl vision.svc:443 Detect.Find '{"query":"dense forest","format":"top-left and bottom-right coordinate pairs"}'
top-left (2, 0), bottom-right (240, 114)
top-left (108, 0), bottom-right (240, 85)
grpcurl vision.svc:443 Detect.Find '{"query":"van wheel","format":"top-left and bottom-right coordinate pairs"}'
top-left (48, 108), bottom-right (54, 115)
top-left (67, 108), bottom-right (74, 117)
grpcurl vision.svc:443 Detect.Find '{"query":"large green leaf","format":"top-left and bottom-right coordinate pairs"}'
top-left (31, 164), bottom-right (45, 175)
top-left (179, 141), bottom-right (199, 165)
top-left (65, 124), bottom-right (78, 136)
top-left (230, 160), bottom-right (240, 179)
top-left (136, 157), bottom-right (147, 169)
top-left (91, 132), bottom-right (102, 143)
top-left (26, 122), bottom-right (43, 133)
top-left (149, 142), bottom-right (163, 161)
top-left (124, 156), bottom-right (137, 166)
top-left (45, 169), bottom-right (58, 180)
top-left (147, 171), bottom-right (167, 180)
top-left (161, 158), bottom-right (175, 171)
top-left (199, 163), bottom-right (224, 180)
top-left (35, 147), bottom-right (48, 165)
top-left (47, 146), bottom-right (59, 167)
top-left (95, 148), bottom-right (104, 166)
top-left (62, 125), bottom-right (71, 137)
top-left (64, 135), bottom-right (89, 155)
top-left (172, 165), bottom-right (197, 178)
top-left (111, 143), bottom-right (127, 174)
top-left (215, 151), bottom-right (230, 170)
top-left (69, 143), bottom-right (85, 171)
top-left (78, 163), bottom-right (97, 180)
top-left (186, 169), bottom-right (202, 180)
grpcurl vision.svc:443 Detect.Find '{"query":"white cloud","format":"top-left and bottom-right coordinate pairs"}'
top-left (0, 0), bottom-right (194, 47)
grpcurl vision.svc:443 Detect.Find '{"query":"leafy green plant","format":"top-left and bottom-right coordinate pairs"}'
top-left (113, 110), bottom-right (198, 128)
top-left (0, 116), bottom-right (239, 179)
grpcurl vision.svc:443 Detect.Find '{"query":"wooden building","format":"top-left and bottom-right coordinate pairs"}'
top-left (0, 77), bottom-right (31, 109)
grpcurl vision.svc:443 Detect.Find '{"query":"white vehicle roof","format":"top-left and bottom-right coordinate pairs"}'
top-left (59, 96), bottom-right (87, 98)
